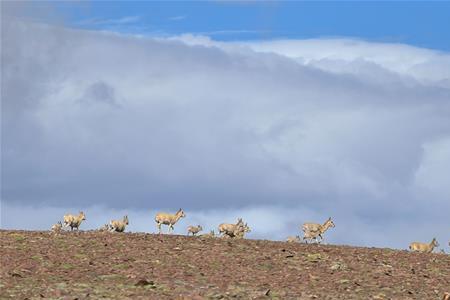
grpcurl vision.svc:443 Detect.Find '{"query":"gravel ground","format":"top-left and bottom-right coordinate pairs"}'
top-left (1, 230), bottom-right (449, 299)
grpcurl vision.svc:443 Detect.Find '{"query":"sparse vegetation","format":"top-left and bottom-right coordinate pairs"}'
top-left (1, 230), bottom-right (449, 299)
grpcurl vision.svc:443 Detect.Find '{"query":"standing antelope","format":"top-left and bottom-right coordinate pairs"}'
top-left (155, 208), bottom-right (186, 234)
top-left (110, 215), bottom-right (129, 232)
top-left (409, 238), bottom-right (439, 253)
top-left (187, 225), bottom-right (203, 236)
top-left (302, 217), bottom-right (335, 243)
top-left (63, 211), bottom-right (86, 231)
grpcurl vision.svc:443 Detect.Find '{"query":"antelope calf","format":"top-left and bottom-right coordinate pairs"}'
top-left (187, 225), bottom-right (203, 236)
top-left (409, 238), bottom-right (439, 253)
top-left (286, 235), bottom-right (301, 243)
top-left (302, 229), bottom-right (322, 244)
top-left (63, 211), bottom-right (86, 231)
top-left (155, 208), bottom-right (186, 234)
top-left (302, 217), bottom-right (335, 243)
top-left (98, 224), bottom-right (112, 232)
top-left (51, 221), bottom-right (63, 234)
top-left (110, 215), bottom-right (129, 232)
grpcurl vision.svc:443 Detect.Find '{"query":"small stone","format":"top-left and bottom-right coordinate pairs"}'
top-left (135, 279), bottom-right (154, 287)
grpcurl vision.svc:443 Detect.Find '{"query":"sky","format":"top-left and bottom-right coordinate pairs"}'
top-left (1, 1), bottom-right (450, 250)
top-left (9, 1), bottom-right (450, 50)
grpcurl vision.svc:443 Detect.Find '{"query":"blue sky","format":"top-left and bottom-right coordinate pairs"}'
top-left (26, 1), bottom-right (450, 51)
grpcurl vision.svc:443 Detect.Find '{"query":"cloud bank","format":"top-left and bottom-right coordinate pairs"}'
top-left (2, 17), bottom-right (450, 249)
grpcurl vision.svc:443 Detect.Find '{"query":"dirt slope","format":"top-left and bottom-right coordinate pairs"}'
top-left (1, 230), bottom-right (449, 299)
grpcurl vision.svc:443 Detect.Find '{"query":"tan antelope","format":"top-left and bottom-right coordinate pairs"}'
top-left (63, 211), bottom-right (86, 231)
top-left (98, 223), bottom-right (112, 232)
top-left (110, 215), bottom-right (129, 232)
top-left (409, 238), bottom-right (439, 253)
top-left (302, 217), bottom-right (335, 243)
top-left (155, 208), bottom-right (186, 234)
top-left (218, 218), bottom-right (243, 237)
top-left (220, 220), bottom-right (250, 239)
top-left (51, 221), bottom-right (63, 234)
top-left (187, 225), bottom-right (203, 236)
top-left (286, 235), bottom-right (301, 243)
top-left (233, 222), bottom-right (251, 239)
top-left (302, 229), bottom-right (322, 244)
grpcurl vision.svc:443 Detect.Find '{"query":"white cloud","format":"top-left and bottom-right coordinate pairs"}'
top-left (414, 137), bottom-right (450, 196)
top-left (2, 20), bottom-right (450, 249)
top-left (171, 35), bottom-right (450, 87)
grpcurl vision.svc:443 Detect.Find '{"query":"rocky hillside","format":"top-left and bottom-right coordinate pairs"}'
top-left (1, 230), bottom-right (449, 299)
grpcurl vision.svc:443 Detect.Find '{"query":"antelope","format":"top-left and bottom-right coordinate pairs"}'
top-left (98, 223), bottom-right (112, 232)
top-left (302, 229), bottom-right (322, 244)
top-left (110, 215), bottom-right (129, 232)
top-left (286, 235), bottom-right (301, 243)
top-left (409, 238), bottom-right (439, 253)
top-left (187, 225), bottom-right (203, 236)
top-left (63, 211), bottom-right (86, 231)
top-left (220, 221), bottom-right (250, 239)
top-left (155, 208), bottom-right (186, 234)
top-left (302, 217), bottom-right (335, 243)
top-left (51, 221), bottom-right (63, 234)
top-left (218, 218), bottom-right (243, 237)
top-left (233, 222), bottom-right (251, 239)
